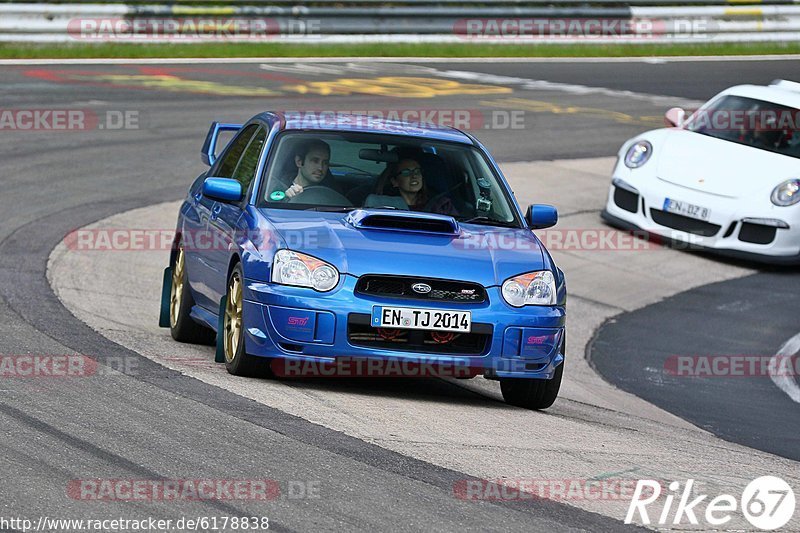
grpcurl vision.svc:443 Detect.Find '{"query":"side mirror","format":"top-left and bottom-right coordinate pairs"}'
top-left (203, 177), bottom-right (243, 203)
top-left (664, 107), bottom-right (686, 127)
top-left (527, 204), bottom-right (558, 229)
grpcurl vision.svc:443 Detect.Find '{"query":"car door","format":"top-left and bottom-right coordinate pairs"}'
top-left (206, 125), bottom-right (267, 306)
top-left (189, 124), bottom-right (258, 311)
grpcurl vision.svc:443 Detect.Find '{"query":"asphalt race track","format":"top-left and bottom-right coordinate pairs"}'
top-left (2, 57), bottom-right (800, 531)
top-left (590, 271), bottom-right (800, 462)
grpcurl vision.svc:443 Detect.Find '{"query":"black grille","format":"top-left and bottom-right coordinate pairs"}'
top-left (613, 187), bottom-right (639, 213)
top-left (356, 275), bottom-right (486, 303)
top-left (738, 223), bottom-right (777, 245)
top-left (649, 209), bottom-right (721, 237)
top-left (347, 314), bottom-right (491, 355)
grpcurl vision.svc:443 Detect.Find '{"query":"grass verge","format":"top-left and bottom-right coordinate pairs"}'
top-left (2, 41), bottom-right (800, 59)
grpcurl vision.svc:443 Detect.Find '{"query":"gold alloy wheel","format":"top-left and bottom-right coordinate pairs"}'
top-left (169, 247), bottom-right (185, 329)
top-left (223, 271), bottom-right (243, 363)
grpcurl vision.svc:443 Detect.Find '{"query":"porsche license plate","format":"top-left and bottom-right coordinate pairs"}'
top-left (663, 198), bottom-right (711, 221)
top-left (371, 306), bottom-right (471, 333)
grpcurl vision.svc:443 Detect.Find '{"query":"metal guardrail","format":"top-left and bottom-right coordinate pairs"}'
top-left (2, 0), bottom-right (800, 4)
top-left (1, 1), bottom-right (799, 43)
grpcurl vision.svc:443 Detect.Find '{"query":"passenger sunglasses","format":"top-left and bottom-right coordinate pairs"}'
top-left (395, 167), bottom-right (423, 178)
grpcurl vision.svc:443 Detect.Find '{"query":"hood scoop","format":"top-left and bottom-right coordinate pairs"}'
top-left (345, 209), bottom-right (460, 236)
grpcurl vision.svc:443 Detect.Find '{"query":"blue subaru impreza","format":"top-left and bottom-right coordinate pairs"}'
top-left (160, 112), bottom-right (566, 409)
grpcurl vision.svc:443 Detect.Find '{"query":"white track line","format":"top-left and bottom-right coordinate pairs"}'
top-left (417, 66), bottom-right (703, 107)
top-left (2, 55), bottom-right (800, 66)
top-left (769, 332), bottom-right (800, 404)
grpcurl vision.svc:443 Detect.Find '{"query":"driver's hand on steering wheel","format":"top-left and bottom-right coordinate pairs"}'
top-left (285, 183), bottom-right (304, 199)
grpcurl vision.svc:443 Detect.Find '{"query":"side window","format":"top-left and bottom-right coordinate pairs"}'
top-left (232, 127), bottom-right (267, 192)
top-left (215, 124), bottom-right (258, 178)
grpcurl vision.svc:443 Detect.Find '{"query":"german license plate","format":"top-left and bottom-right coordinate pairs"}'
top-left (663, 198), bottom-right (710, 221)
top-left (371, 306), bottom-right (471, 333)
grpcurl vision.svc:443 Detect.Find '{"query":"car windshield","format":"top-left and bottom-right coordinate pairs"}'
top-left (257, 131), bottom-right (520, 226)
top-left (685, 95), bottom-right (800, 159)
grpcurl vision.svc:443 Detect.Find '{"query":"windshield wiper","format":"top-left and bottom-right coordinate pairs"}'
top-left (304, 206), bottom-right (355, 212)
top-left (458, 216), bottom-right (519, 228)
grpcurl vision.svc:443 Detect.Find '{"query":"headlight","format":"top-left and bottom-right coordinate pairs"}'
top-left (771, 179), bottom-right (800, 207)
top-left (624, 141), bottom-right (653, 169)
top-left (501, 271), bottom-right (556, 307)
top-left (272, 250), bottom-right (339, 291)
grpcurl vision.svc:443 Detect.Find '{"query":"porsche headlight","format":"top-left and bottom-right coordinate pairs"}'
top-left (502, 271), bottom-right (557, 307)
top-left (771, 179), bottom-right (800, 207)
top-left (272, 250), bottom-right (339, 291)
top-left (624, 141), bottom-right (653, 169)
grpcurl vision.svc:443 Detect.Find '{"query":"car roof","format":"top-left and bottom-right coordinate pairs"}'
top-left (720, 80), bottom-right (800, 109)
top-left (254, 111), bottom-right (475, 144)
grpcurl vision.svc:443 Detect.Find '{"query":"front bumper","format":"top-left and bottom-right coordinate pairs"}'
top-left (604, 174), bottom-right (800, 265)
top-left (241, 275), bottom-right (565, 379)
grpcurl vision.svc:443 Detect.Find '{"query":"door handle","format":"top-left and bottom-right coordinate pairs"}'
top-left (210, 203), bottom-right (222, 221)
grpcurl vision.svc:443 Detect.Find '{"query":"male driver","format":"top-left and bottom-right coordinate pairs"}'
top-left (282, 139), bottom-right (333, 199)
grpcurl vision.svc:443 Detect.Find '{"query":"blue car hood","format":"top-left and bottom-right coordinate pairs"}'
top-left (259, 209), bottom-right (545, 287)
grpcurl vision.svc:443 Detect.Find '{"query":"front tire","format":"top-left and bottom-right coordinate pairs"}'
top-left (222, 263), bottom-right (271, 377)
top-left (170, 246), bottom-right (215, 345)
top-left (500, 360), bottom-right (563, 410)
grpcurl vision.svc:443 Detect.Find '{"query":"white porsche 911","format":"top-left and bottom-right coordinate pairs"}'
top-left (602, 79), bottom-right (800, 264)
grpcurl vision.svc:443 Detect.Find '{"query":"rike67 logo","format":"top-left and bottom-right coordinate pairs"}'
top-left (626, 476), bottom-right (795, 530)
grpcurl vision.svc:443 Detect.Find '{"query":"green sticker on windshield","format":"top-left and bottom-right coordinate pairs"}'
top-left (270, 190), bottom-right (286, 201)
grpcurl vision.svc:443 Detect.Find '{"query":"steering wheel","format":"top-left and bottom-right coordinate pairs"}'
top-left (287, 186), bottom-right (353, 207)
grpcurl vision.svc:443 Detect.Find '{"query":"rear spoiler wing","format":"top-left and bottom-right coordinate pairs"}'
top-left (201, 122), bottom-right (242, 166)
